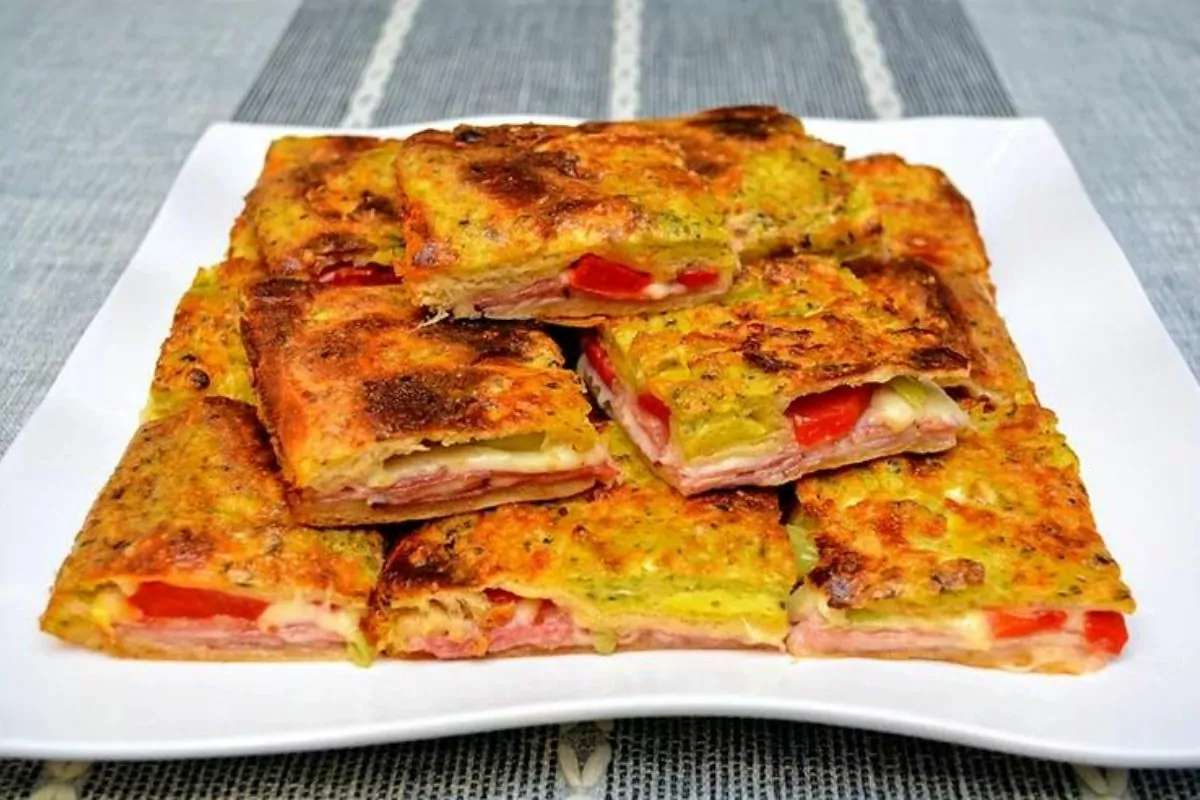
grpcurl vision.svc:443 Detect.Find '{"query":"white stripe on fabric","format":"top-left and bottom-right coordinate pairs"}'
top-left (609, 0), bottom-right (643, 119)
top-left (834, 0), bottom-right (904, 119)
top-left (556, 721), bottom-right (613, 799)
top-left (1074, 765), bottom-right (1132, 799)
top-left (341, 0), bottom-right (423, 127)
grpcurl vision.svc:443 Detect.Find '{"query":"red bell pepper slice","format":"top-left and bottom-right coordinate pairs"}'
top-left (568, 255), bottom-right (655, 299)
top-left (128, 582), bottom-right (268, 621)
top-left (675, 268), bottom-right (721, 290)
top-left (786, 385), bottom-right (874, 448)
top-left (1083, 611), bottom-right (1128, 655)
top-left (583, 338), bottom-right (618, 387)
top-left (988, 609), bottom-right (1068, 639)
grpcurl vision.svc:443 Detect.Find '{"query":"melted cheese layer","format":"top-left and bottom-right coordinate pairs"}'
top-left (371, 442), bottom-right (609, 488)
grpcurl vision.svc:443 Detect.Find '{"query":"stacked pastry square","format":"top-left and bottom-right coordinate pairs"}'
top-left (41, 107), bottom-right (1134, 672)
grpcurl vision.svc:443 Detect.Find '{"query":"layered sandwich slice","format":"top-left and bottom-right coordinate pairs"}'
top-left (369, 423), bottom-right (795, 658)
top-left (40, 399), bottom-right (384, 662)
top-left (786, 151), bottom-right (1133, 672)
top-left (787, 397), bottom-right (1134, 673)
top-left (394, 123), bottom-right (738, 322)
top-left (580, 252), bottom-right (972, 494)
top-left (241, 280), bottom-right (615, 525)
top-left (585, 105), bottom-right (883, 260)
top-left (246, 135), bottom-right (406, 285)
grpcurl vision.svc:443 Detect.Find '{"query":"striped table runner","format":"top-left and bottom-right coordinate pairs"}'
top-left (3, 0), bottom-right (1199, 796)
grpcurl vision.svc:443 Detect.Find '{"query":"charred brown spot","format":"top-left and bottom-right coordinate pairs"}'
top-left (289, 162), bottom-right (334, 194)
top-left (464, 151), bottom-right (583, 207)
top-left (187, 369), bottom-right (211, 390)
top-left (241, 279), bottom-right (312, 365)
top-left (540, 197), bottom-right (605, 231)
top-left (931, 558), bottom-right (985, 592)
top-left (454, 127), bottom-right (485, 144)
top-left (806, 535), bottom-right (874, 609)
top-left (362, 369), bottom-right (488, 434)
top-left (697, 488), bottom-right (776, 517)
top-left (682, 145), bottom-right (732, 177)
top-left (354, 191), bottom-right (399, 219)
top-left (742, 350), bottom-right (791, 373)
top-left (906, 452), bottom-right (946, 478)
top-left (467, 160), bottom-right (548, 205)
top-left (416, 319), bottom-right (543, 363)
top-left (686, 105), bottom-right (793, 141)
top-left (314, 315), bottom-right (400, 361)
top-left (307, 231), bottom-right (371, 258)
top-left (164, 528), bottom-right (215, 569)
top-left (843, 257), bottom-right (886, 280)
top-left (379, 544), bottom-right (461, 593)
top-left (816, 361), bottom-right (871, 380)
top-left (908, 346), bottom-right (969, 372)
top-left (324, 136), bottom-right (384, 157)
top-left (739, 333), bottom-right (793, 373)
top-left (247, 277), bottom-right (311, 303)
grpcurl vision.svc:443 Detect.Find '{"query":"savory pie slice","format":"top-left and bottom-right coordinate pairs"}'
top-left (40, 399), bottom-right (384, 662)
top-left (246, 136), bottom-right (406, 284)
top-left (580, 252), bottom-right (972, 495)
top-left (241, 280), bottom-right (615, 525)
top-left (587, 105), bottom-right (883, 260)
top-left (848, 154), bottom-right (1033, 402)
top-left (787, 396), bottom-right (1135, 673)
top-left (142, 256), bottom-right (266, 421)
top-left (368, 423), bottom-right (794, 658)
top-left (395, 123), bottom-right (738, 321)
top-left (787, 154), bottom-right (1133, 672)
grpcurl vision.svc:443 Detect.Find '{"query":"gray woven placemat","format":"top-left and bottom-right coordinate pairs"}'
top-left (3, 0), bottom-right (1199, 796)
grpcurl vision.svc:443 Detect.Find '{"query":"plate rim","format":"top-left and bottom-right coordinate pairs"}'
top-left (3, 114), bottom-right (1200, 768)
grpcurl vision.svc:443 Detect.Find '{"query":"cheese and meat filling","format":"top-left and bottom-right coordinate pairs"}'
top-left (787, 398), bottom-right (1134, 673)
top-left (241, 280), bottom-right (615, 526)
top-left (582, 105), bottom-right (883, 261)
top-left (580, 252), bottom-right (972, 495)
top-left (394, 123), bottom-right (739, 322)
top-left (368, 424), bottom-right (794, 659)
top-left (40, 399), bottom-right (383, 663)
top-left (246, 135), bottom-right (406, 286)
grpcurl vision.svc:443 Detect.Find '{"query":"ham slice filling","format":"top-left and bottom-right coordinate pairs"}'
top-left (580, 356), bottom-right (963, 495)
top-left (114, 616), bottom-right (345, 653)
top-left (319, 463), bottom-right (614, 508)
top-left (406, 597), bottom-right (764, 659)
top-left (787, 610), bottom-right (1116, 670)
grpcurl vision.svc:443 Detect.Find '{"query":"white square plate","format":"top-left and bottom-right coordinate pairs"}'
top-left (2, 117), bottom-right (1199, 767)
